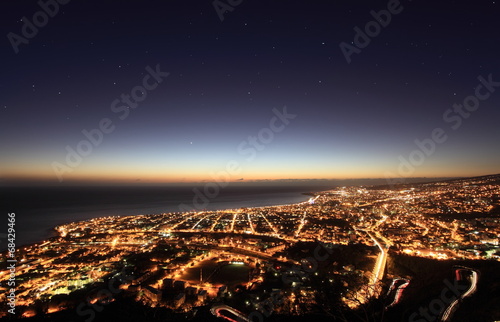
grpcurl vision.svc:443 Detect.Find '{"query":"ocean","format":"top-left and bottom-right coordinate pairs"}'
top-left (2, 184), bottom-right (330, 249)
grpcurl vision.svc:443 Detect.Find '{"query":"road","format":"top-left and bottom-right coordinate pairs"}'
top-left (441, 266), bottom-right (479, 322)
top-left (366, 230), bottom-right (388, 298)
top-left (385, 278), bottom-right (410, 309)
top-left (211, 304), bottom-right (249, 322)
top-left (351, 226), bottom-right (388, 303)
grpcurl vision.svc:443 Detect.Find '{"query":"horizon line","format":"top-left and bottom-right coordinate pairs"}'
top-left (2, 174), bottom-right (499, 187)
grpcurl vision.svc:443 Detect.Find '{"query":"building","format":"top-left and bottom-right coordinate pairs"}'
top-left (162, 278), bottom-right (174, 290)
top-left (174, 280), bottom-right (186, 291)
top-left (174, 293), bottom-right (185, 308)
top-left (143, 286), bottom-right (162, 304)
top-left (198, 289), bottom-right (208, 302)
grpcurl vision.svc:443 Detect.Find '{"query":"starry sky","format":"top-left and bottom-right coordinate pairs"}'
top-left (1, 0), bottom-right (500, 185)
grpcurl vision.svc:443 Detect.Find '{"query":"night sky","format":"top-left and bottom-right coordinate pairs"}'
top-left (2, 0), bottom-right (500, 184)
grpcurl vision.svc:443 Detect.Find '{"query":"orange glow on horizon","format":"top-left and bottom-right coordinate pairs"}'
top-left (3, 157), bottom-right (499, 184)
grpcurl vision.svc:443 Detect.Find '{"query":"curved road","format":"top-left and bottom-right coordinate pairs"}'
top-left (385, 278), bottom-right (410, 309)
top-left (441, 266), bottom-right (479, 322)
top-left (211, 304), bottom-right (249, 322)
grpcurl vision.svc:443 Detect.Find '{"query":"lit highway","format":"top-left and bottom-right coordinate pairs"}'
top-left (366, 230), bottom-right (388, 298)
top-left (441, 266), bottom-right (479, 322)
top-left (385, 278), bottom-right (410, 309)
top-left (211, 304), bottom-right (250, 322)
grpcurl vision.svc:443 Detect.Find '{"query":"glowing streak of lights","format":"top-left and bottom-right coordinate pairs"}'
top-left (441, 299), bottom-right (459, 322)
top-left (385, 278), bottom-right (410, 309)
top-left (260, 212), bottom-right (280, 236)
top-left (170, 212), bottom-right (202, 230)
top-left (392, 281), bottom-right (409, 305)
top-left (307, 195), bottom-right (319, 204)
top-left (386, 279), bottom-right (398, 297)
top-left (230, 213), bottom-right (237, 232)
top-left (441, 268), bottom-right (479, 322)
top-left (365, 230), bottom-right (387, 299)
top-left (295, 212), bottom-right (307, 237)
top-left (246, 213), bottom-right (255, 234)
top-left (461, 270), bottom-right (478, 298)
top-left (191, 212), bottom-right (211, 230)
top-left (210, 213), bottom-right (224, 232)
top-left (210, 304), bottom-right (249, 322)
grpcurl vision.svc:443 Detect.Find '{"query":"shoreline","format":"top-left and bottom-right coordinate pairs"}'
top-left (8, 189), bottom-right (322, 251)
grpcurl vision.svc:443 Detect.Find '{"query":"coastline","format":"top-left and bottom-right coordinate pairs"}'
top-left (7, 188), bottom-right (322, 251)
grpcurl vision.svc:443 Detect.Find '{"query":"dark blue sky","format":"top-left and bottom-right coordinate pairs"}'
top-left (1, 0), bottom-right (499, 184)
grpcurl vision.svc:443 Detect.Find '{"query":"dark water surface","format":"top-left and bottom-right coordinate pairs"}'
top-left (2, 184), bottom-right (330, 248)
